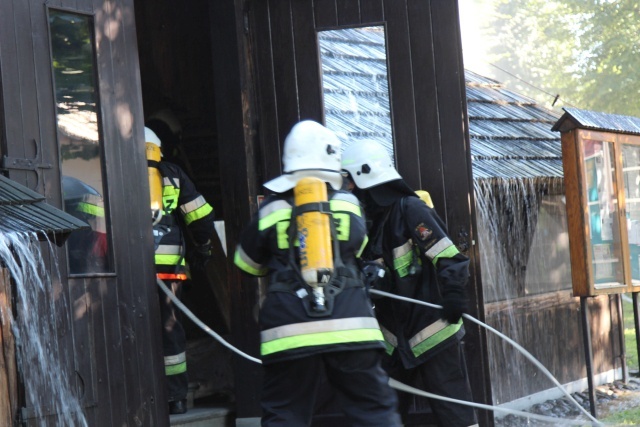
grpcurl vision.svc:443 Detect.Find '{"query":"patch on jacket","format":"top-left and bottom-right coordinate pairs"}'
top-left (415, 223), bottom-right (432, 241)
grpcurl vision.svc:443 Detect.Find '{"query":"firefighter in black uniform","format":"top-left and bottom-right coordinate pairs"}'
top-left (234, 120), bottom-right (401, 427)
top-left (145, 126), bottom-right (216, 415)
top-left (341, 139), bottom-right (478, 427)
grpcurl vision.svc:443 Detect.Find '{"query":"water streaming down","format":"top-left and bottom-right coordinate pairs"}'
top-left (0, 231), bottom-right (88, 426)
top-left (474, 176), bottom-right (571, 406)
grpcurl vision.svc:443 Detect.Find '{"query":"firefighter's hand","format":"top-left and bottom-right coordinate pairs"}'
top-left (191, 240), bottom-right (212, 270)
top-left (361, 261), bottom-right (391, 297)
top-left (441, 289), bottom-right (468, 324)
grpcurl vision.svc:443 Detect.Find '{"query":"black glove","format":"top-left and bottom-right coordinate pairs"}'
top-left (361, 261), bottom-right (392, 298)
top-left (190, 240), bottom-right (212, 270)
top-left (440, 288), bottom-right (468, 324)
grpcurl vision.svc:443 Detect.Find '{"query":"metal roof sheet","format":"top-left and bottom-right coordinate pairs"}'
top-left (318, 30), bottom-right (564, 181)
top-left (0, 175), bottom-right (88, 242)
top-left (552, 107), bottom-right (640, 135)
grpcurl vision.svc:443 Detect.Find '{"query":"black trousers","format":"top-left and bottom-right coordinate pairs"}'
top-left (158, 280), bottom-right (188, 402)
top-left (261, 349), bottom-right (402, 427)
top-left (393, 341), bottom-right (478, 427)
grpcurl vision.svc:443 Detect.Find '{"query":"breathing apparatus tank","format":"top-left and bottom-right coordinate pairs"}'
top-left (294, 177), bottom-right (334, 312)
top-left (145, 127), bottom-right (164, 225)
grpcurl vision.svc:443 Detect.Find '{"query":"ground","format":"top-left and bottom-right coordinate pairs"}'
top-left (495, 376), bottom-right (640, 426)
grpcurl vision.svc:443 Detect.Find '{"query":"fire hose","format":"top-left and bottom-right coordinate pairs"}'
top-left (157, 278), bottom-right (604, 426)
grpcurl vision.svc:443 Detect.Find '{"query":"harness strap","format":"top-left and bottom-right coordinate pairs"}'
top-left (269, 266), bottom-right (360, 291)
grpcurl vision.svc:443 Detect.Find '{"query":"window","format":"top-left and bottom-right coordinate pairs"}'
top-left (318, 26), bottom-right (394, 159)
top-left (49, 10), bottom-right (112, 274)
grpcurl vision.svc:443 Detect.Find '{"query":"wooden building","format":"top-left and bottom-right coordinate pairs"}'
top-left (0, 0), bottom-right (491, 426)
top-left (467, 73), bottom-right (624, 410)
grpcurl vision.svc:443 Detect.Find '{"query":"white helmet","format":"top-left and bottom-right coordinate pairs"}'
top-left (264, 120), bottom-right (343, 193)
top-left (145, 127), bottom-right (162, 148)
top-left (341, 140), bottom-right (401, 189)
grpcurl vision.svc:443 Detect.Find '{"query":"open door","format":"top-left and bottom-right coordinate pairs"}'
top-left (0, 0), bottom-right (166, 425)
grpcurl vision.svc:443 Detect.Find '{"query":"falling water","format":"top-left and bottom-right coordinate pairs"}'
top-left (0, 231), bottom-right (88, 426)
top-left (474, 176), bottom-right (570, 407)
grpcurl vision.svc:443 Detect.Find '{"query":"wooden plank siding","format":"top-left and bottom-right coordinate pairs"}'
top-left (246, 0), bottom-right (490, 424)
top-left (210, 0), bottom-right (265, 418)
top-left (485, 292), bottom-right (621, 404)
top-left (0, 0), bottom-right (167, 425)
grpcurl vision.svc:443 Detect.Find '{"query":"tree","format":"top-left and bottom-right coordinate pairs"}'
top-left (485, 0), bottom-right (640, 117)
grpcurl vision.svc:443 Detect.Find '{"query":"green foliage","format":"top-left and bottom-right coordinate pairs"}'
top-left (601, 405), bottom-right (640, 425)
top-left (623, 297), bottom-right (638, 371)
top-left (485, 0), bottom-right (640, 116)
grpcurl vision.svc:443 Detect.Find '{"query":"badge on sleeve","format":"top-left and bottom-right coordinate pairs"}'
top-left (415, 223), bottom-right (432, 241)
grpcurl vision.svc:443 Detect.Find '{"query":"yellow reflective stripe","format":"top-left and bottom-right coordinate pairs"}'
top-left (333, 213), bottom-right (350, 241)
top-left (393, 240), bottom-right (414, 277)
top-left (432, 245), bottom-right (461, 265)
top-left (409, 319), bottom-right (462, 357)
top-left (155, 254), bottom-right (186, 266)
top-left (329, 199), bottom-right (362, 217)
top-left (276, 221), bottom-right (293, 249)
top-left (164, 352), bottom-right (187, 376)
top-left (380, 327), bottom-right (396, 353)
top-left (425, 237), bottom-right (456, 263)
top-left (183, 202), bottom-right (213, 225)
top-left (259, 208), bottom-right (292, 231)
top-left (234, 245), bottom-right (268, 276)
top-left (262, 317), bottom-right (380, 340)
top-left (77, 201), bottom-right (104, 218)
top-left (162, 184), bottom-right (179, 212)
top-left (260, 317), bottom-right (383, 355)
top-left (356, 235), bottom-right (369, 258)
top-left (261, 328), bottom-right (384, 356)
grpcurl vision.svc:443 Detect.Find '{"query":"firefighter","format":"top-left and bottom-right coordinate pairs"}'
top-left (341, 139), bottom-right (478, 427)
top-left (62, 176), bottom-right (109, 274)
top-left (234, 120), bottom-right (401, 427)
top-left (145, 126), bottom-right (216, 415)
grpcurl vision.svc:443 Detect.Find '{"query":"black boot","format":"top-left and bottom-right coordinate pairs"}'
top-left (169, 399), bottom-right (188, 415)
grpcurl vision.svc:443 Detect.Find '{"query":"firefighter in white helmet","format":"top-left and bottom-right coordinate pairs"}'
top-left (145, 124), bottom-right (216, 415)
top-left (234, 120), bottom-right (401, 426)
top-left (341, 139), bottom-right (478, 427)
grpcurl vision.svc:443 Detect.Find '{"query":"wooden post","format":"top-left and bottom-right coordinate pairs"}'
top-left (633, 293), bottom-right (640, 377)
top-left (616, 294), bottom-right (628, 383)
top-left (0, 267), bottom-right (18, 426)
top-left (581, 296), bottom-right (597, 418)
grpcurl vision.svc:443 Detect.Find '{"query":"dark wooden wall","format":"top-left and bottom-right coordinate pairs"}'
top-left (0, 0), bottom-right (167, 425)
top-left (244, 0), bottom-right (491, 425)
top-left (486, 292), bottom-right (621, 403)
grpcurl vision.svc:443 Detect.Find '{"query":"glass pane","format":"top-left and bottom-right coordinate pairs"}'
top-left (582, 139), bottom-right (625, 288)
top-left (524, 194), bottom-right (572, 295)
top-left (318, 26), bottom-right (394, 158)
top-left (622, 143), bottom-right (640, 286)
top-left (49, 10), bottom-right (112, 274)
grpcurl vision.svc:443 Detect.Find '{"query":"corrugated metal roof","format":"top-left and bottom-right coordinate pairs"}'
top-left (465, 69), bottom-right (562, 180)
top-left (552, 107), bottom-right (640, 136)
top-left (319, 28), bottom-right (563, 181)
top-left (0, 174), bottom-right (88, 242)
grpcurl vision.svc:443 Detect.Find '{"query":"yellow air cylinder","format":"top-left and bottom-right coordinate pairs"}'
top-left (415, 190), bottom-right (434, 208)
top-left (294, 177), bottom-right (334, 288)
top-left (146, 142), bottom-right (164, 224)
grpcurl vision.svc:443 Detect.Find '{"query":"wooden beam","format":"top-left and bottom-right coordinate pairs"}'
top-left (0, 268), bottom-right (18, 427)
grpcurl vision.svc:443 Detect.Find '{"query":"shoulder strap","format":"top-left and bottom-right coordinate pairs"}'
top-left (156, 161), bottom-right (180, 190)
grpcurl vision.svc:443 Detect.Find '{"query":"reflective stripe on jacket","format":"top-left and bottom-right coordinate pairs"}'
top-left (234, 189), bottom-right (385, 364)
top-left (364, 195), bottom-right (469, 368)
top-left (154, 162), bottom-right (215, 276)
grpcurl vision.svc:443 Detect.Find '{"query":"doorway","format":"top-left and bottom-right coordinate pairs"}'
top-left (134, 0), bottom-right (234, 411)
